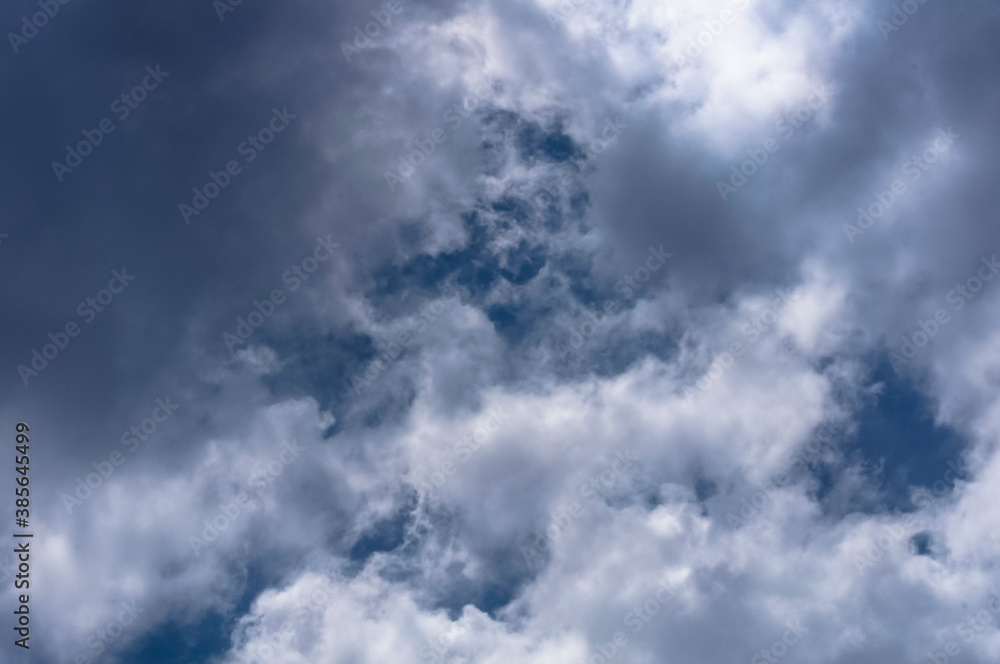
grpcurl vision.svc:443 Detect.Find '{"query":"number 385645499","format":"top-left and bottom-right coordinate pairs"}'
top-left (15, 423), bottom-right (29, 518)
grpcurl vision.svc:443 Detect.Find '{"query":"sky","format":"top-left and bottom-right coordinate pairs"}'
top-left (1, 0), bottom-right (1000, 662)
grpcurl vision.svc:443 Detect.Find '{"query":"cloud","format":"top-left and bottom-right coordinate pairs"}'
top-left (4, 0), bottom-right (1000, 662)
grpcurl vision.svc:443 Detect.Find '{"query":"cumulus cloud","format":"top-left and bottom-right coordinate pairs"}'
top-left (2, 0), bottom-right (1000, 662)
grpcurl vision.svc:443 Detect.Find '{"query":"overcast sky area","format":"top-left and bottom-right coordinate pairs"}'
top-left (2, 0), bottom-right (1000, 662)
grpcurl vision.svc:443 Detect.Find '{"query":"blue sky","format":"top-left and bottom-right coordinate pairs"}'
top-left (2, 0), bottom-right (1000, 663)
